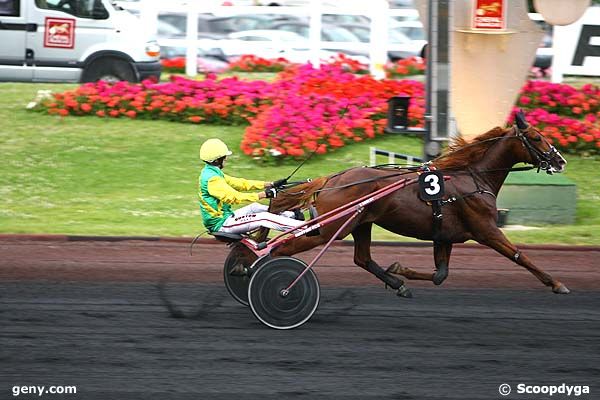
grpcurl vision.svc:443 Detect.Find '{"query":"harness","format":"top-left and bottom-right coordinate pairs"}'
top-left (279, 125), bottom-right (562, 241)
top-left (419, 125), bottom-right (562, 240)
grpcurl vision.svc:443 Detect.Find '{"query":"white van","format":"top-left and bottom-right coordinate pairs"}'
top-left (0, 0), bottom-right (161, 82)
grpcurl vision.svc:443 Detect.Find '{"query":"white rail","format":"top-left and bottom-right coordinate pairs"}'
top-left (118, 0), bottom-right (421, 78)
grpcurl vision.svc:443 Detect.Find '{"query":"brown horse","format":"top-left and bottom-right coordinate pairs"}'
top-left (268, 114), bottom-right (569, 297)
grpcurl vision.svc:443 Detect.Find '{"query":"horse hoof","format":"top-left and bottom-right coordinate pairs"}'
top-left (553, 283), bottom-right (570, 294)
top-left (432, 273), bottom-right (446, 286)
top-left (396, 285), bottom-right (413, 298)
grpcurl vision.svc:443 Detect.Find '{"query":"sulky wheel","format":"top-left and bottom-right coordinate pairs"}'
top-left (223, 243), bottom-right (259, 306)
top-left (248, 257), bottom-right (320, 330)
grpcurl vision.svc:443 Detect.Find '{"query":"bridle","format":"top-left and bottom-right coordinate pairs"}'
top-left (514, 126), bottom-right (563, 174)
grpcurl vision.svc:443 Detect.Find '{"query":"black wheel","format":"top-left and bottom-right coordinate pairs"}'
top-left (248, 257), bottom-right (320, 330)
top-left (81, 57), bottom-right (137, 83)
top-left (223, 243), bottom-right (258, 306)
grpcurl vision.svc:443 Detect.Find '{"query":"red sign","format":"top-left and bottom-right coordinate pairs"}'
top-left (44, 17), bottom-right (75, 49)
top-left (472, 0), bottom-right (506, 30)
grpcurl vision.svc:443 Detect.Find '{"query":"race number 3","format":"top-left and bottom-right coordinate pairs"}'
top-left (418, 171), bottom-right (445, 201)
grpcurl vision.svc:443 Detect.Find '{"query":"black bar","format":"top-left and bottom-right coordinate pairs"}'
top-left (0, 21), bottom-right (36, 31)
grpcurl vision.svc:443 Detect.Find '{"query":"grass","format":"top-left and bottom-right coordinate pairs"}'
top-left (1, 81), bottom-right (599, 245)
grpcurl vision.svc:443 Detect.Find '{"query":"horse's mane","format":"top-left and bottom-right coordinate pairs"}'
top-left (433, 126), bottom-right (510, 169)
top-left (269, 177), bottom-right (328, 214)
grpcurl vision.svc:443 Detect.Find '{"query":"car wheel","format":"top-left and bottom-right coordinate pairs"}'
top-left (81, 57), bottom-right (137, 83)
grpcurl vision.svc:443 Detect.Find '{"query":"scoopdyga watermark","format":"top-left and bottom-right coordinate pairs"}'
top-left (498, 383), bottom-right (590, 397)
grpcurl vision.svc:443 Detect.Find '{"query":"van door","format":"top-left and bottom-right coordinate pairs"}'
top-left (0, 0), bottom-right (34, 80)
top-left (27, 0), bottom-right (113, 82)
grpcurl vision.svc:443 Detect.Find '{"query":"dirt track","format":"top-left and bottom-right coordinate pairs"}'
top-left (1, 238), bottom-right (599, 399)
top-left (1, 238), bottom-right (599, 289)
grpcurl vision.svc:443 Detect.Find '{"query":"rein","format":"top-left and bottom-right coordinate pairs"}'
top-left (280, 125), bottom-right (557, 201)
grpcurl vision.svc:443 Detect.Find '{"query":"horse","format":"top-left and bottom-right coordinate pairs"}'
top-left (267, 112), bottom-right (569, 297)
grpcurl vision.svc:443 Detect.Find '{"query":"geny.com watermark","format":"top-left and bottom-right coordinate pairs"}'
top-left (12, 385), bottom-right (77, 397)
top-left (499, 383), bottom-right (590, 397)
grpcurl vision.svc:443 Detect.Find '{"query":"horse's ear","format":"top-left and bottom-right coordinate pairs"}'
top-left (515, 110), bottom-right (529, 130)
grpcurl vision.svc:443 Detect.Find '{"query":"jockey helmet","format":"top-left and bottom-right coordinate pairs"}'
top-left (200, 138), bottom-right (232, 162)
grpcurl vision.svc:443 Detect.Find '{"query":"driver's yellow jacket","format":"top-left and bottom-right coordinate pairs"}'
top-left (198, 164), bottom-right (264, 232)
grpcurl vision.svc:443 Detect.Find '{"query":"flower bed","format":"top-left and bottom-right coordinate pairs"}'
top-left (516, 81), bottom-right (600, 155)
top-left (41, 74), bottom-right (276, 125)
top-left (36, 64), bottom-right (425, 161)
top-left (384, 57), bottom-right (425, 79)
top-left (228, 55), bottom-right (292, 73)
top-left (35, 62), bottom-right (599, 160)
top-left (241, 64), bottom-right (424, 159)
top-left (161, 57), bottom-right (186, 74)
top-left (325, 53), bottom-right (370, 75)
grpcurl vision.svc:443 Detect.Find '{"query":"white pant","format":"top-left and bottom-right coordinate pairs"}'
top-left (219, 203), bottom-right (304, 234)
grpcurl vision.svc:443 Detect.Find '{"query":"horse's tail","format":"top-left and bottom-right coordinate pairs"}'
top-left (270, 177), bottom-right (328, 214)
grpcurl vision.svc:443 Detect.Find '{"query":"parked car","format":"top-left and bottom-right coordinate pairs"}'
top-left (158, 12), bottom-right (300, 36)
top-left (392, 20), bottom-right (426, 41)
top-left (227, 29), bottom-right (358, 64)
top-left (339, 23), bottom-right (425, 61)
top-left (157, 19), bottom-right (184, 38)
top-left (267, 21), bottom-right (358, 42)
top-left (264, 21), bottom-right (369, 59)
top-left (160, 46), bottom-right (229, 73)
top-left (389, 0), bottom-right (416, 8)
top-left (206, 13), bottom-right (300, 32)
top-left (228, 29), bottom-right (309, 49)
top-left (158, 13), bottom-right (230, 37)
top-left (0, 0), bottom-right (161, 82)
top-left (322, 14), bottom-right (370, 25)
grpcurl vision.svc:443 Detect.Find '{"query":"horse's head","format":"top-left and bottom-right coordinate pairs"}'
top-left (513, 111), bottom-right (567, 174)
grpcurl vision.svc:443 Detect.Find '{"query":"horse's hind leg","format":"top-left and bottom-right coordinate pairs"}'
top-left (352, 223), bottom-right (413, 298)
top-left (477, 227), bottom-right (569, 294)
top-left (386, 242), bottom-right (452, 285)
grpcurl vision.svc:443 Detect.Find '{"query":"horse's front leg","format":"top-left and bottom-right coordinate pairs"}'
top-left (476, 227), bottom-right (570, 294)
top-left (386, 242), bottom-right (452, 285)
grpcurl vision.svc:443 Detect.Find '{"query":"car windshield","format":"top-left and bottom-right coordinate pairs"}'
top-left (325, 26), bottom-right (359, 42)
top-left (396, 26), bottom-right (426, 41)
top-left (158, 21), bottom-right (183, 37)
top-left (388, 29), bottom-right (411, 44)
top-left (348, 27), bottom-right (370, 42)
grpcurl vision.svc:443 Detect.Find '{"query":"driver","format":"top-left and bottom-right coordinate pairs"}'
top-left (198, 138), bottom-right (304, 235)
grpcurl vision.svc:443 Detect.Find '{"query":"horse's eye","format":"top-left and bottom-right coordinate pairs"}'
top-left (530, 135), bottom-right (542, 142)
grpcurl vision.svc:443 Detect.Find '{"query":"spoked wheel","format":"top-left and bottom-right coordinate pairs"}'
top-left (248, 257), bottom-right (320, 330)
top-left (223, 243), bottom-right (258, 306)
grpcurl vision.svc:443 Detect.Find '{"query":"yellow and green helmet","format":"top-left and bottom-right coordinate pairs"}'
top-left (199, 138), bottom-right (232, 162)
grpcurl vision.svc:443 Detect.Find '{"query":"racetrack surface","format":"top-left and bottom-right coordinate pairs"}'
top-left (1, 238), bottom-right (599, 399)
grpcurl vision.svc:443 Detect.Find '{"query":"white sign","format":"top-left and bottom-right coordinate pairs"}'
top-left (552, 7), bottom-right (600, 82)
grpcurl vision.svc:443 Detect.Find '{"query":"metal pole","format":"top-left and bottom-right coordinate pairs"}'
top-left (424, 0), bottom-right (451, 161)
top-left (283, 209), bottom-right (362, 293)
